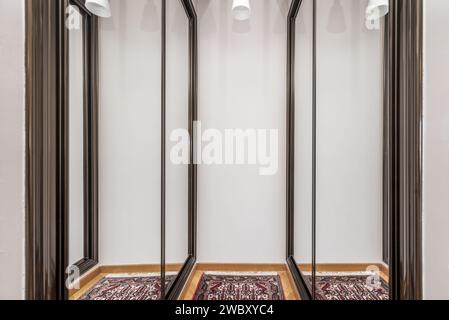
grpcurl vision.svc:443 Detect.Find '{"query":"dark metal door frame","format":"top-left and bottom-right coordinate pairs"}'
top-left (286, 0), bottom-right (313, 301)
top-left (384, 0), bottom-right (423, 300)
top-left (25, 0), bottom-right (70, 300)
top-left (25, 0), bottom-right (100, 300)
top-left (286, 0), bottom-right (423, 300)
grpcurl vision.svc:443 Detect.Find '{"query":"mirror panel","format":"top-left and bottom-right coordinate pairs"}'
top-left (294, 0), bottom-right (314, 293)
top-left (291, 0), bottom-right (389, 300)
top-left (165, 0), bottom-right (190, 293)
top-left (314, 0), bottom-right (388, 300)
top-left (68, 4), bottom-right (85, 268)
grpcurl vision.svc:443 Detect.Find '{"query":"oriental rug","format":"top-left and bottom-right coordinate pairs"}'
top-left (80, 273), bottom-right (176, 300)
top-left (193, 272), bottom-right (285, 301)
top-left (305, 272), bottom-right (389, 300)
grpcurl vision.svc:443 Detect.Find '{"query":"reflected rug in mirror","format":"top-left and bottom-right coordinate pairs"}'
top-left (80, 274), bottom-right (176, 300)
top-left (193, 272), bottom-right (285, 300)
top-left (304, 272), bottom-right (389, 300)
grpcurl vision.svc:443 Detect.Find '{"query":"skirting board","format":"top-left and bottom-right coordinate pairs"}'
top-left (297, 263), bottom-right (388, 275)
top-left (297, 263), bottom-right (389, 282)
top-left (195, 263), bottom-right (288, 272)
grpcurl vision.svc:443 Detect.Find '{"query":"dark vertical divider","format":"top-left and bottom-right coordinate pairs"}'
top-left (286, 0), bottom-right (313, 301)
top-left (26, 0), bottom-right (101, 300)
top-left (311, 0), bottom-right (317, 301)
top-left (161, 0), bottom-right (167, 300)
top-left (384, 0), bottom-right (423, 300)
top-left (26, 0), bottom-right (69, 300)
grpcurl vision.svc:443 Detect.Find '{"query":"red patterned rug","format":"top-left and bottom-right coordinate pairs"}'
top-left (80, 274), bottom-right (175, 300)
top-left (193, 273), bottom-right (285, 301)
top-left (305, 273), bottom-right (389, 300)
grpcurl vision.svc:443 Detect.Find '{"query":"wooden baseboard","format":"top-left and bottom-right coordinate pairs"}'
top-left (68, 266), bottom-right (101, 297)
top-left (297, 263), bottom-right (389, 275)
top-left (195, 263), bottom-right (288, 272)
top-left (99, 263), bottom-right (183, 274)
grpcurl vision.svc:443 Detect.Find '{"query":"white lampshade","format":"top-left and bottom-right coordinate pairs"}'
top-left (232, 0), bottom-right (251, 21)
top-left (85, 0), bottom-right (111, 18)
top-left (366, 0), bottom-right (389, 20)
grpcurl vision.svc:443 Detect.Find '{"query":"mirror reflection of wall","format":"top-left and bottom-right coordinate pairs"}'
top-left (293, 0), bottom-right (388, 300)
top-left (294, 0), bottom-right (314, 292)
top-left (84, 0), bottom-right (164, 300)
top-left (68, 5), bottom-right (85, 267)
top-left (315, 0), bottom-right (387, 300)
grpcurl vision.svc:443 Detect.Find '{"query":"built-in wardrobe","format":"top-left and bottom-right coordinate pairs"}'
top-left (25, 0), bottom-right (423, 300)
top-left (286, 0), bottom-right (423, 300)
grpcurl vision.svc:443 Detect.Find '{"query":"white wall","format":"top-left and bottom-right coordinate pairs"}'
top-left (196, 0), bottom-right (382, 264)
top-left (423, 0), bottom-right (449, 300)
top-left (166, 0), bottom-right (190, 264)
top-left (196, 0), bottom-right (289, 263)
top-left (314, 0), bottom-right (383, 263)
top-left (99, 0), bottom-right (162, 265)
top-left (0, 0), bottom-right (25, 299)
top-left (295, 0), bottom-right (383, 264)
top-left (98, 0), bottom-right (383, 266)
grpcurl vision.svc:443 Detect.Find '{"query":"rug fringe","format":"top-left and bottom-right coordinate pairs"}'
top-left (203, 271), bottom-right (280, 276)
top-left (302, 271), bottom-right (379, 276)
top-left (106, 272), bottom-right (178, 278)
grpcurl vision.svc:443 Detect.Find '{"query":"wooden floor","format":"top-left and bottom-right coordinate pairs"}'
top-left (179, 264), bottom-right (300, 300)
top-left (69, 264), bottom-right (183, 300)
top-left (70, 263), bottom-right (300, 300)
top-left (70, 263), bottom-right (388, 300)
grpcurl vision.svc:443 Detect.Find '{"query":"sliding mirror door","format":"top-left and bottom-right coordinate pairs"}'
top-left (164, 0), bottom-right (190, 295)
top-left (293, 0), bottom-right (315, 296)
top-left (71, 0), bottom-right (164, 300)
top-left (313, 0), bottom-right (388, 300)
top-left (93, 0), bottom-right (164, 300)
top-left (289, 0), bottom-right (389, 300)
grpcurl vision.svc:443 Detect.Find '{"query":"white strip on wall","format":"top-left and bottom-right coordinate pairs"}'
top-left (423, 0), bottom-right (449, 300)
top-left (0, 0), bottom-right (26, 300)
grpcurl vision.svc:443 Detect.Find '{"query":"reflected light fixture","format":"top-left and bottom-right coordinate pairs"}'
top-left (85, 0), bottom-right (112, 18)
top-left (366, 0), bottom-right (389, 20)
top-left (232, 0), bottom-right (251, 21)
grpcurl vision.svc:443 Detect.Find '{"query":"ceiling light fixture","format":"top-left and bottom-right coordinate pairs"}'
top-left (232, 0), bottom-right (251, 21)
top-left (85, 0), bottom-right (112, 18)
top-left (366, 0), bottom-right (389, 21)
